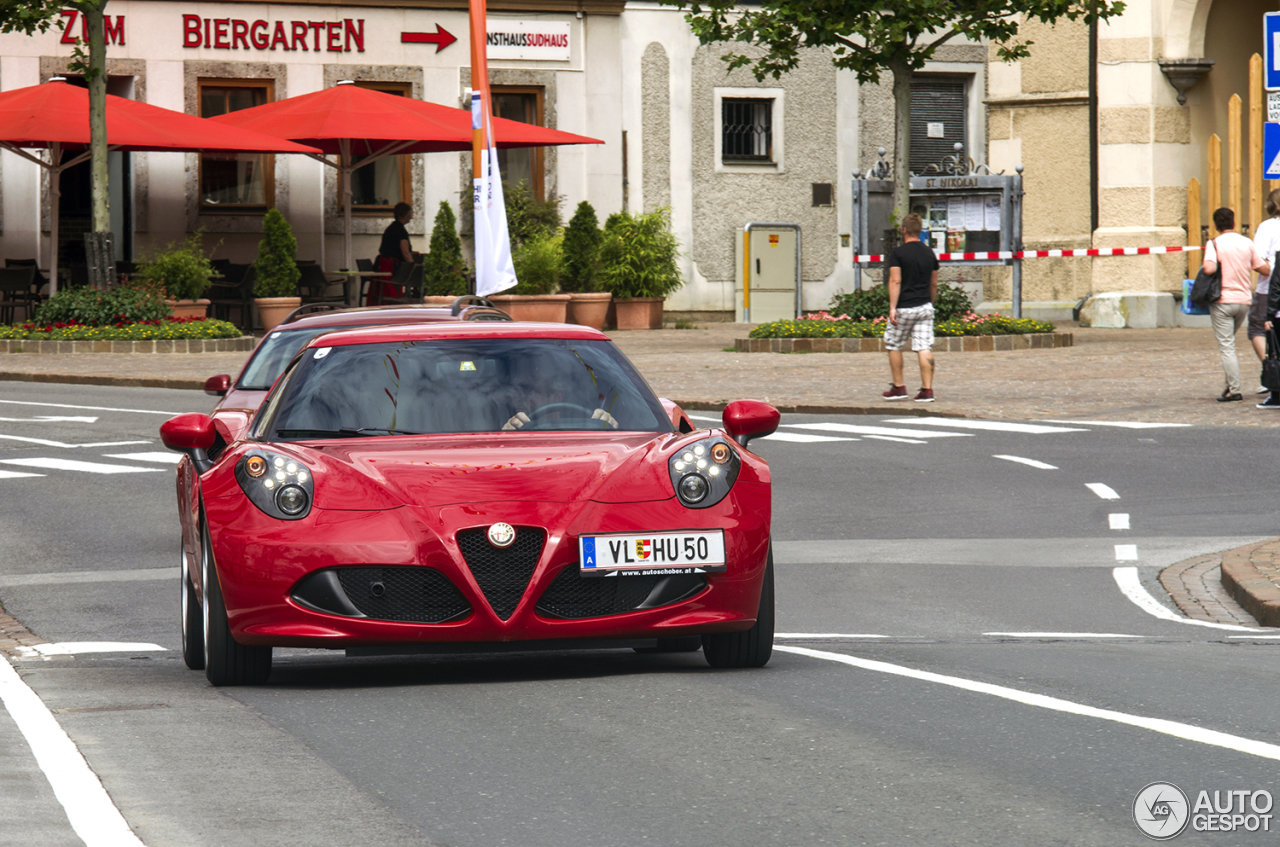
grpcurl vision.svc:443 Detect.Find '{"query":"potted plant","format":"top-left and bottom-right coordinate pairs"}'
top-left (492, 232), bottom-right (570, 322)
top-left (421, 201), bottom-right (469, 305)
top-left (559, 201), bottom-right (610, 330)
top-left (598, 208), bottom-right (684, 330)
top-left (136, 232), bottom-right (215, 319)
top-left (252, 208), bottom-right (302, 332)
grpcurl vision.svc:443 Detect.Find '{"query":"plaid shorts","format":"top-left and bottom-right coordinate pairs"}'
top-left (883, 303), bottom-right (935, 351)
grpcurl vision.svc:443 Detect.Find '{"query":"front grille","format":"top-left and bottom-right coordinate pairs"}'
top-left (536, 565), bottom-right (707, 620)
top-left (457, 527), bottom-right (546, 620)
top-left (335, 567), bottom-right (471, 623)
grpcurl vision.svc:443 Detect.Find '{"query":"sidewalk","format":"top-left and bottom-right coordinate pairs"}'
top-left (3, 322), bottom-right (1278, 426)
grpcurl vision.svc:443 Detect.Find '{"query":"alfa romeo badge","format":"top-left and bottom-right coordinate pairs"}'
top-left (487, 522), bottom-right (516, 548)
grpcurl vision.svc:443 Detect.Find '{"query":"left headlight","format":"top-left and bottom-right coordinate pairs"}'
top-left (668, 436), bottom-right (740, 509)
top-left (236, 450), bottom-right (314, 520)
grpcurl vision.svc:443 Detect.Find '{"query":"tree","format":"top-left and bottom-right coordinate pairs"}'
top-left (561, 201), bottom-right (603, 293)
top-left (663, 0), bottom-right (1125, 213)
top-left (422, 201), bottom-right (469, 297)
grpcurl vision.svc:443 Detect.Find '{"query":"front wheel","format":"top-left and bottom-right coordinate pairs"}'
top-left (201, 523), bottom-right (272, 686)
top-left (703, 547), bottom-right (774, 669)
top-left (180, 542), bottom-right (204, 670)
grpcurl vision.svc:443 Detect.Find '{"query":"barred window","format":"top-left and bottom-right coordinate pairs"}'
top-left (721, 98), bottom-right (773, 162)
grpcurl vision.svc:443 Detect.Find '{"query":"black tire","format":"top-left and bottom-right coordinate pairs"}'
top-left (634, 636), bottom-right (703, 654)
top-left (201, 523), bottom-right (272, 686)
top-left (703, 548), bottom-right (774, 669)
top-left (181, 542), bottom-right (205, 670)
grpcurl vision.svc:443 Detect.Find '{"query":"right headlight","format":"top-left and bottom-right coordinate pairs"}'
top-left (667, 436), bottom-right (740, 509)
top-left (235, 449), bottom-right (314, 520)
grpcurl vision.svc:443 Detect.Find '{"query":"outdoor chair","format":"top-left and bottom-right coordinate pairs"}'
top-left (356, 258), bottom-right (375, 304)
top-left (298, 264), bottom-right (334, 304)
top-left (379, 263), bottom-right (424, 306)
top-left (0, 265), bottom-right (38, 323)
top-left (210, 265), bottom-right (256, 329)
top-left (6, 259), bottom-right (49, 298)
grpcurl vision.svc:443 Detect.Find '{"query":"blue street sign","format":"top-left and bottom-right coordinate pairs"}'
top-left (1265, 123), bottom-right (1280, 178)
top-left (1268, 12), bottom-right (1280, 90)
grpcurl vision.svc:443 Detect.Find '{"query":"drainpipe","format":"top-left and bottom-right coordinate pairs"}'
top-left (742, 222), bottom-right (803, 322)
top-left (1089, 19), bottom-right (1098, 236)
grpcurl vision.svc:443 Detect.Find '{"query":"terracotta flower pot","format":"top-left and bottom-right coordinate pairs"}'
top-left (612, 297), bottom-right (665, 330)
top-left (164, 299), bottom-right (211, 320)
top-left (565, 292), bottom-right (612, 330)
top-left (489, 294), bottom-right (571, 323)
top-left (255, 296), bottom-right (302, 333)
top-left (421, 296), bottom-right (457, 307)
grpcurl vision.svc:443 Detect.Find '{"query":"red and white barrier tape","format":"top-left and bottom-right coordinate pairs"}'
top-left (853, 245), bottom-right (1204, 263)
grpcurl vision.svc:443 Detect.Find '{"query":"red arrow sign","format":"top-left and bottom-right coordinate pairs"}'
top-left (401, 24), bottom-right (457, 52)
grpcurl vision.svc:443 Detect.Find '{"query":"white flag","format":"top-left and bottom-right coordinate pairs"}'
top-left (472, 93), bottom-right (517, 297)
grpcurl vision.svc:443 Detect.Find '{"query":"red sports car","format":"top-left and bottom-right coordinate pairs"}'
top-left (161, 323), bottom-right (779, 685)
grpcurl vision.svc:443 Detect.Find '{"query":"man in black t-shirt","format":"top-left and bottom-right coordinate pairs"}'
top-left (881, 213), bottom-right (940, 402)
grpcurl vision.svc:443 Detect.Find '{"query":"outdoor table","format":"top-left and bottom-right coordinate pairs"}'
top-left (330, 270), bottom-right (384, 307)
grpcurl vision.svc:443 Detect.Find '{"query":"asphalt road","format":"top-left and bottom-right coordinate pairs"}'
top-left (2, 382), bottom-right (1279, 846)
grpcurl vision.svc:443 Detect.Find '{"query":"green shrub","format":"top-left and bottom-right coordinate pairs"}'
top-left (505, 182), bottom-right (562, 248)
top-left (597, 208), bottom-right (684, 299)
top-left (35, 285), bottom-right (169, 327)
top-left (511, 233), bottom-right (562, 295)
top-left (253, 209), bottom-right (300, 298)
top-left (828, 281), bottom-right (973, 322)
top-left (135, 232), bottom-right (215, 301)
top-left (561, 201), bottom-right (602, 293)
top-left (748, 314), bottom-right (1055, 339)
top-left (2, 316), bottom-right (242, 341)
top-left (422, 201), bottom-right (469, 297)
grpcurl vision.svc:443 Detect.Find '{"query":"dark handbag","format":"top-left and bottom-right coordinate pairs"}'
top-left (1189, 238), bottom-right (1222, 306)
top-left (1265, 328), bottom-right (1280, 392)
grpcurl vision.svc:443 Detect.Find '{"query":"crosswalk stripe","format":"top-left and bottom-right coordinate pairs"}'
top-left (885, 418), bottom-right (1087, 434)
top-left (993, 454), bottom-right (1058, 469)
top-left (0, 469), bottom-right (44, 479)
top-left (0, 458), bottom-right (166, 475)
top-left (1039, 420), bottom-right (1192, 429)
top-left (864, 435), bottom-right (928, 444)
top-left (785, 422), bottom-right (971, 439)
top-left (760, 432), bottom-right (857, 443)
top-left (0, 434), bottom-right (150, 449)
top-left (102, 452), bottom-right (182, 464)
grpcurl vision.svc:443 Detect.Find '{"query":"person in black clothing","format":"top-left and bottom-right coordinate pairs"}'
top-left (368, 202), bottom-right (416, 305)
top-left (881, 213), bottom-right (940, 402)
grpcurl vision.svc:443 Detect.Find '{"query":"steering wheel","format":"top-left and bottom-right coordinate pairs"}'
top-left (529, 402), bottom-right (594, 419)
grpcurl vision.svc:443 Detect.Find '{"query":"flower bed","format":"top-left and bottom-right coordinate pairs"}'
top-left (1, 315), bottom-right (242, 341)
top-left (749, 311), bottom-right (1055, 339)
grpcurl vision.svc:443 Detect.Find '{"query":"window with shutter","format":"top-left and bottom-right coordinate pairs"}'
top-left (909, 77), bottom-right (967, 174)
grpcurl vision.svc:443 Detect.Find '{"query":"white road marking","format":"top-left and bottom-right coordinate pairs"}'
top-left (1115, 544), bottom-right (1139, 561)
top-left (0, 458), bottom-right (165, 475)
top-left (1040, 420), bottom-right (1192, 429)
top-left (1112, 567), bottom-right (1261, 632)
top-left (776, 632), bottom-right (890, 639)
top-left (0, 434), bottom-right (150, 449)
top-left (759, 432), bottom-right (857, 443)
top-left (864, 435), bottom-right (928, 444)
top-left (0, 470), bottom-right (44, 479)
top-left (0, 568), bottom-right (178, 588)
top-left (1086, 482), bottom-right (1121, 500)
top-left (1227, 635), bottom-right (1280, 639)
top-left (102, 452), bottom-right (182, 464)
top-left (776, 645), bottom-right (1280, 762)
top-left (687, 414), bottom-right (720, 423)
top-left (1109, 513), bottom-right (1130, 530)
top-left (885, 418), bottom-right (1088, 435)
top-left (0, 415), bottom-right (99, 423)
top-left (785, 422), bottom-right (971, 439)
top-left (0, 657), bottom-right (147, 846)
top-left (993, 454), bottom-right (1058, 470)
top-left (16, 642), bottom-right (166, 657)
top-left (0, 399), bottom-right (181, 416)
top-left (984, 632), bottom-right (1145, 638)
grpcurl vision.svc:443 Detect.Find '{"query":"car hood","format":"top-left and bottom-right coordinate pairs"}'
top-left (296, 431), bottom-right (682, 509)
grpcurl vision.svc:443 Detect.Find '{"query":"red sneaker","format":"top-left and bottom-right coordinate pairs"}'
top-left (882, 384), bottom-right (908, 400)
top-left (913, 388), bottom-right (935, 402)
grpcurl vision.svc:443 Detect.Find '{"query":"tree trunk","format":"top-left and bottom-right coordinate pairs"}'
top-left (85, 1), bottom-right (109, 235)
top-left (889, 55), bottom-right (912, 221)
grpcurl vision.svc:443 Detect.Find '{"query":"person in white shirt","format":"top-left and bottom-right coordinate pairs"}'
top-left (1249, 190), bottom-right (1280, 393)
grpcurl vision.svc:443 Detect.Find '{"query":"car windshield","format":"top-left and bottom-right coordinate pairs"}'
top-left (238, 325), bottom-right (366, 390)
top-left (259, 338), bottom-right (672, 437)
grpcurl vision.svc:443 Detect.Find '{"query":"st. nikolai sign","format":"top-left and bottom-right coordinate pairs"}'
top-left (1267, 12), bottom-right (1280, 90)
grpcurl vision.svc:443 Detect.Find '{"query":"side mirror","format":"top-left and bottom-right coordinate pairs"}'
top-left (204, 374), bottom-right (231, 396)
top-left (160, 414), bottom-right (217, 473)
top-left (722, 400), bottom-right (780, 449)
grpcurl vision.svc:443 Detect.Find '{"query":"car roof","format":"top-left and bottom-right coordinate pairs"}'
top-left (276, 306), bottom-right (458, 330)
top-left (303, 321), bottom-right (610, 349)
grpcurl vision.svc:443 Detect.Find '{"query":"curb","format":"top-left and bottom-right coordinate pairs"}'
top-left (0, 371), bottom-right (205, 390)
top-left (734, 332), bottom-right (1070, 354)
top-left (1220, 539), bottom-right (1280, 626)
top-left (0, 336), bottom-right (254, 355)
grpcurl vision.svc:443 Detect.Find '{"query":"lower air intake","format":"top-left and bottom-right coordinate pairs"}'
top-left (457, 527), bottom-right (546, 620)
top-left (536, 566), bottom-right (707, 619)
top-left (334, 567), bottom-right (471, 623)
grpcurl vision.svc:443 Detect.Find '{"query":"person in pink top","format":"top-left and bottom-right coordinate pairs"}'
top-left (1202, 207), bottom-right (1271, 401)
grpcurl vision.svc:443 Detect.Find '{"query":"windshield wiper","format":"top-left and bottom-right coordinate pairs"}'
top-left (275, 427), bottom-right (425, 439)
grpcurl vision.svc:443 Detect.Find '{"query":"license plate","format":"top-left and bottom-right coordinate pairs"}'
top-left (579, 530), bottom-right (726, 577)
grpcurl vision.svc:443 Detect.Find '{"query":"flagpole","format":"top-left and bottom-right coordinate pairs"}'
top-left (469, 0), bottom-right (488, 297)
top-left (469, 0), bottom-right (517, 298)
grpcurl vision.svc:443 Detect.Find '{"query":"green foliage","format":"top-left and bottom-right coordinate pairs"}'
top-left (422, 202), bottom-right (469, 297)
top-left (749, 314), bottom-right (1055, 339)
top-left (505, 182), bottom-right (563, 248)
top-left (135, 232), bottom-right (215, 301)
top-left (561, 201), bottom-right (603, 293)
top-left (511, 233), bottom-right (563, 295)
top-left (253, 208), bottom-right (300, 298)
top-left (0, 0), bottom-right (64, 37)
top-left (35, 284), bottom-right (169, 327)
top-left (2, 317), bottom-right (242, 341)
top-left (597, 208), bottom-right (685, 300)
top-left (828, 281), bottom-right (973, 322)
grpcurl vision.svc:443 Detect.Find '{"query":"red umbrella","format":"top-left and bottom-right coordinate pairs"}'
top-left (0, 80), bottom-right (322, 293)
top-left (209, 81), bottom-right (603, 272)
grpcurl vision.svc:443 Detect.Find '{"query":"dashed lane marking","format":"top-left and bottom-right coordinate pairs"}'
top-left (759, 432), bottom-right (857, 443)
top-left (1115, 544), bottom-right (1139, 561)
top-left (1040, 420), bottom-right (1193, 429)
top-left (993, 454), bottom-right (1058, 470)
top-left (0, 416), bottom-right (99, 423)
top-left (785, 422), bottom-right (972, 439)
top-left (884, 418), bottom-right (1088, 435)
top-left (0, 434), bottom-right (150, 449)
top-left (776, 632), bottom-right (890, 639)
top-left (102, 452), bottom-right (182, 464)
top-left (0, 458), bottom-right (165, 475)
top-left (15, 642), bottom-right (166, 658)
top-left (776, 645), bottom-right (1280, 762)
top-left (1086, 482), bottom-right (1121, 500)
top-left (0, 399), bottom-right (182, 416)
top-left (1112, 566), bottom-right (1261, 632)
top-left (0, 470), bottom-right (43, 479)
top-left (1109, 513), bottom-right (1131, 530)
